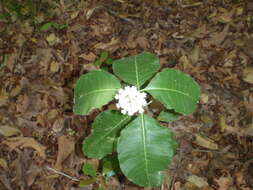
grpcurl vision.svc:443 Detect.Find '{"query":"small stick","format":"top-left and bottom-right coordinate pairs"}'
top-left (181, 2), bottom-right (203, 8)
top-left (46, 166), bottom-right (80, 182)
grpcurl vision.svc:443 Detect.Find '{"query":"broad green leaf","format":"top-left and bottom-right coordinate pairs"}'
top-left (117, 114), bottom-right (177, 187)
top-left (73, 70), bottom-right (121, 115)
top-left (113, 52), bottom-right (160, 89)
top-left (82, 163), bottom-right (97, 177)
top-left (157, 110), bottom-right (180, 122)
top-left (83, 110), bottom-right (131, 159)
top-left (143, 69), bottom-right (201, 115)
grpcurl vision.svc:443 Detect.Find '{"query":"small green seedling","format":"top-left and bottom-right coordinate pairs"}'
top-left (94, 51), bottom-right (113, 66)
top-left (80, 157), bottom-right (120, 189)
top-left (40, 22), bottom-right (68, 32)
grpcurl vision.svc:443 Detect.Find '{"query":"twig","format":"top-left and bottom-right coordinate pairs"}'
top-left (46, 166), bottom-right (80, 182)
top-left (181, 2), bottom-right (203, 8)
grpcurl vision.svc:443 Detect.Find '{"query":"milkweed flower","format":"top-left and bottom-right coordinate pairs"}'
top-left (115, 86), bottom-right (147, 116)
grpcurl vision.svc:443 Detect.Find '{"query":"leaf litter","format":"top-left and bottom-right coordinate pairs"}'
top-left (0, 0), bottom-right (253, 189)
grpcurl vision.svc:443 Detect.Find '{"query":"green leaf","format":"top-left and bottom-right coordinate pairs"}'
top-left (83, 110), bottom-right (131, 158)
top-left (157, 110), bottom-right (180, 122)
top-left (40, 22), bottom-right (53, 31)
top-left (82, 163), bottom-right (97, 177)
top-left (113, 52), bottom-right (160, 89)
top-left (79, 178), bottom-right (96, 187)
top-left (102, 155), bottom-right (121, 178)
top-left (117, 114), bottom-right (177, 187)
top-left (100, 51), bottom-right (109, 62)
top-left (105, 58), bottom-right (113, 65)
top-left (95, 59), bottom-right (102, 66)
top-left (143, 69), bottom-right (201, 115)
top-left (73, 70), bottom-right (121, 115)
top-left (52, 23), bottom-right (68, 30)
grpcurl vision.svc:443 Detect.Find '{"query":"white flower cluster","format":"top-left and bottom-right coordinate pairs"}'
top-left (115, 86), bottom-right (147, 116)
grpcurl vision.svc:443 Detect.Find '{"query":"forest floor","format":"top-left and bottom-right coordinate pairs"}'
top-left (0, 0), bottom-right (253, 189)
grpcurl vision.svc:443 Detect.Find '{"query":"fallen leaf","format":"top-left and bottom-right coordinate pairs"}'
top-left (194, 134), bottom-right (218, 150)
top-left (187, 175), bottom-right (209, 188)
top-left (189, 45), bottom-right (200, 64)
top-left (242, 67), bottom-right (253, 84)
top-left (10, 86), bottom-right (22, 97)
top-left (0, 174), bottom-right (12, 190)
top-left (79, 52), bottom-right (97, 62)
top-left (50, 61), bottom-right (60, 73)
top-left (0, 125), bottom-right (21, 137)
top-left (210, 24), bottom-right (229, 46)
top-left (16, 94), bottom-right (29, 113)
top-left (200, 93), bottom-right (209, 104)
top-left (54, 135), bottom-right (75, 170)
top-left (219, 116), bottom-right (245, 136)
top-left (94, 38), bottom-right (120, 51)
top-left (0, 91), bottom-right (8, 106)
top-left (52, 118), bottom-right (64, 133)
top-left (214, 175), bottom-right (233, 190)
top-left (136, 36), bottom-right (149, 49)
top-left (6, 52), bottom-right (17, 71)
top-left (46, 33), bottom-right (60, 46)
top-left (0, 158), bottom-right (8, 170)
top-left (3, 137), bottom-right (46, 159)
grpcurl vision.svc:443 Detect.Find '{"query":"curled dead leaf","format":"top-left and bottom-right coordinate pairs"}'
top-left (194, 134), bottom-right (218, 150)
top-left (187, 175), bottom-right (209, 188)
top-left (3, 137), bottom-right (46, 159)
top-left (242, 67), bottom-right (253, 84)
top-left (54, 135), bottom-right (75, 170)
top-left (0, 158), bottom-right (8, 170)
top-left (0, 125), bottom-right (21, 137)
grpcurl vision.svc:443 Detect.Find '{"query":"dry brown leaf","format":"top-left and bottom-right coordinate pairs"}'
top-left (179, 55), bottom-right (192, 69)
top-left (187, 175), bottom-right (209, 188)
top-left (136, 36), bottom-right (149, 49)
top-left (6, 52), bottom-right (17, 71)
top-left (50, 61), bottom-right (60, 73)
top-left (200, 93), bottom-right (209, 104)
top-left (94, 38), bottom-right (120, 51)
top-left (3, 137), bottom-right (46, 159)
top-left (46, 33), bottom-right (60, 46)
top-left (10, 86), bottom-right (22, 97)
top-left (54, 135), bottom-right (75, 170)
top-left (219, 116), bottom-right (246, 136)
top-left (211, 24), bottom-right (229, 46)
top-left (16, 94), bottom-right (29, 113)
top-left (0, 174), bottom-right (12, 190)
top-left (0, 125), bottom-right (21, 137)
top-left (242, 67), bottom-right (253, 84)
top-left (189, 45), bottom-right (200, 64)
top-left (214, 175), bottom-right (233, 190)
top-left (234, 170), bottom-right (250, 190)
top-left (79, 52), bottom-right (97, 62)
top-left (52, 118), bottom-right (64, 133)
top-left (0, 91), bottom-right (9, 106)
top-left (0, 158), bottom-right (8, 170)
top-left (194, 134), bottom-right (218, 150)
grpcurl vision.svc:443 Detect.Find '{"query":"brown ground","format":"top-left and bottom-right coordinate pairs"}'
top-left (0, 0), bottom-right (253, 189)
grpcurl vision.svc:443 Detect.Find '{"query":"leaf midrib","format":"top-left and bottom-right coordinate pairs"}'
top-left (87, 115), bottom-right (130, 158)
top-left (79, 88), bottom-right (118, 99)
top-left (140, 114), bottom-right (150, 186)
top-left (142, 87), bottom-right (195, 100)
top-left (134, 55), bottom-right (140, 89)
